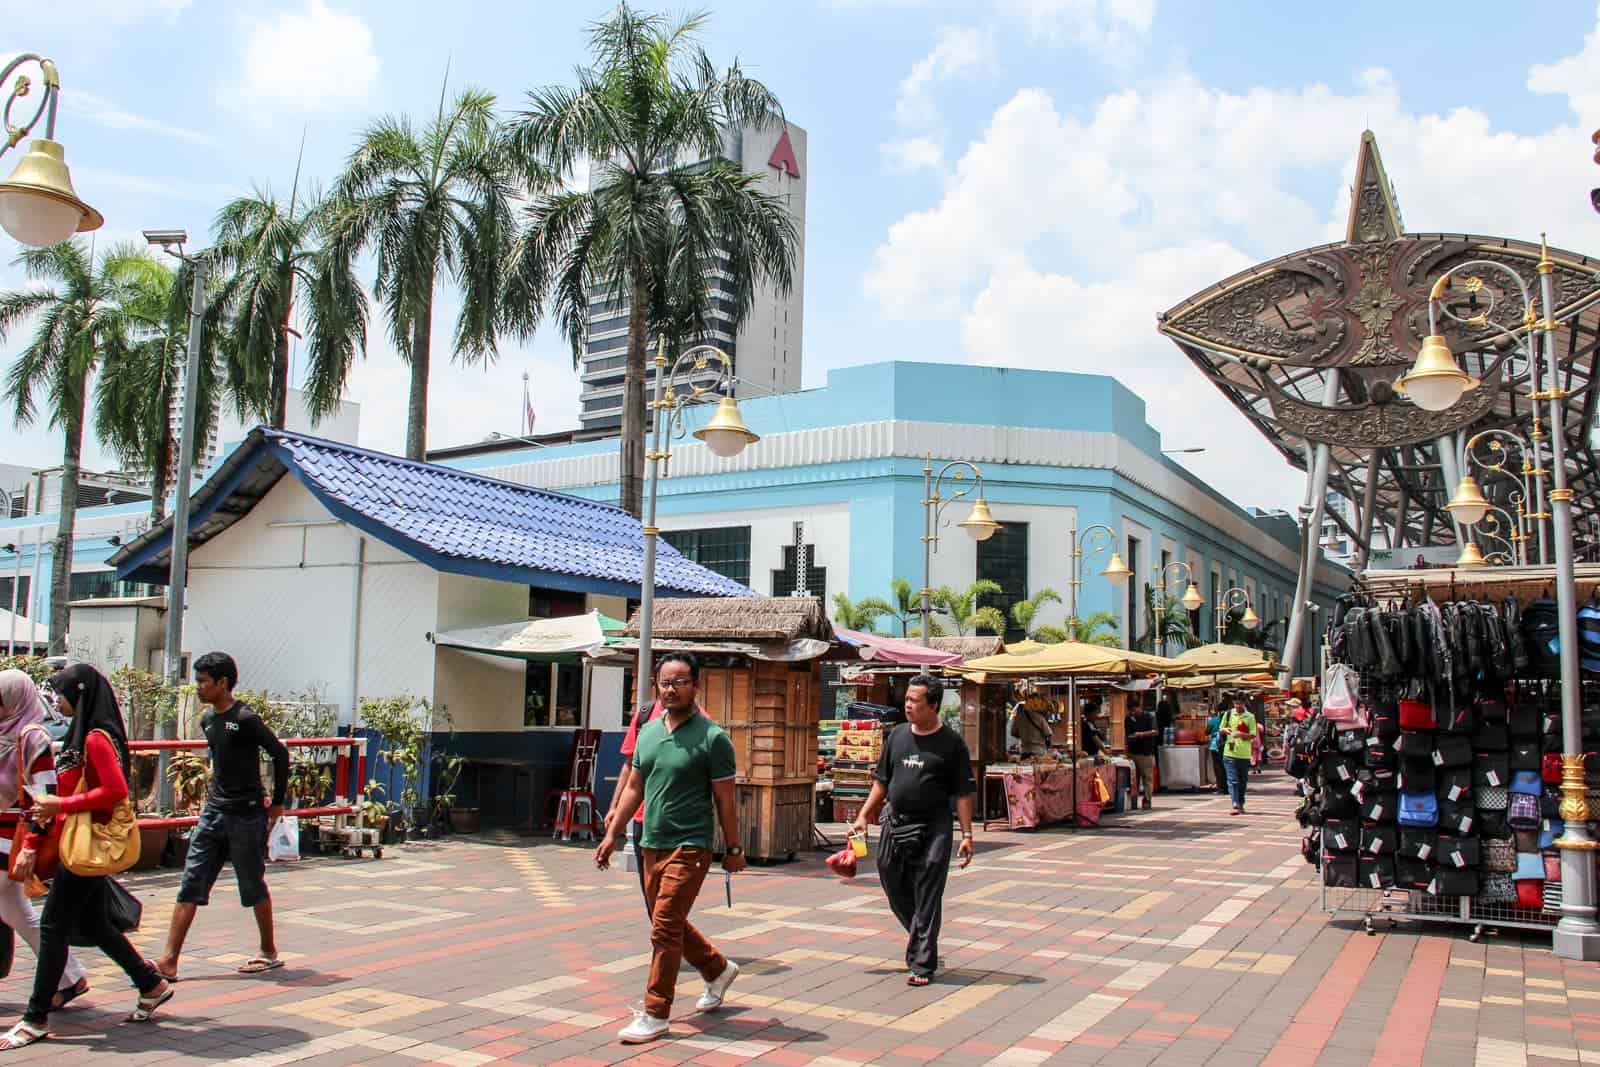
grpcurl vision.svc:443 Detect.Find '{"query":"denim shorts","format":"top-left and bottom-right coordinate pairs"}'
top-left (177, 805), bottom-right (269, 907)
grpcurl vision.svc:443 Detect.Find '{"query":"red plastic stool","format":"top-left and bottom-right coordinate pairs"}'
top-left (552, 789), bottom-right (600, 842)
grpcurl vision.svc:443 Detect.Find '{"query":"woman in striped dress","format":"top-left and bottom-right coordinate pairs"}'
top-left (0, 672), bottom-right (87, 1008)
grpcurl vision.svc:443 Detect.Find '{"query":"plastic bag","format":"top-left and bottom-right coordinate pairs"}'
top-left (824, 846), bottom-right (858, 879)
top-left (1323, 663), bottom-right (1364, 726)
top-left (268, 817), bottom-right (299, 863)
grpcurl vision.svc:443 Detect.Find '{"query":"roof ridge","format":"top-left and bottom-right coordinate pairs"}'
top-left (262, 427), bottom-right (630, 517)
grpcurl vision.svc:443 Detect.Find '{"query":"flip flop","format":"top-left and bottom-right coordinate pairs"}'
top-left (237, 957), bottom-right (283, 975)
top-left (127, 985), bottom-right (174, 1023)
top-left (907, 974), bottom-right (932, 987)
top-left (152, 966), bottom-right (180, 983)
top-left (0, 1021), bottom-right (46, 1050)
top-left (51, 979), bottom-right (89, 1010)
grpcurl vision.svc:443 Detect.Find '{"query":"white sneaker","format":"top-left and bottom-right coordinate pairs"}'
top-left (695, 960), bottom-right (740, 1011)
top-left (618, 1009), bottom-right (670, 1044)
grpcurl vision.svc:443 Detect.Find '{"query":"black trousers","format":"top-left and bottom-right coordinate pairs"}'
top-left (1211, 749), bottom-right (1228, 795)
top-left (27, 868), bottom-right (159, 1024)
top-left (876, 823), bottom-right (953, 978)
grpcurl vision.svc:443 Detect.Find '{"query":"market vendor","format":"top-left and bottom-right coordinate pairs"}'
top-left (1008, 682), bottom-right (1053, 759)
top-left (1079, 698), bottom-right (1107, 765)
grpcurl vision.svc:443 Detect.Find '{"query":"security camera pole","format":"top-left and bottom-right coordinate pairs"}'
top-left (144, 229), bottom-right (208, 811)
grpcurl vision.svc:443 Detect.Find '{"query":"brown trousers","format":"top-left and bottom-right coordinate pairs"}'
top-left (640, 846), bottom-right (727, 1019)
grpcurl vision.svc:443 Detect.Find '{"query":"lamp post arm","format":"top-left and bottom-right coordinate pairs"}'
top-left (2, 55), bottom-right (58, 151)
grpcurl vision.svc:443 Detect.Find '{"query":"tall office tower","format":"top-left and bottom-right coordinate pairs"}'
top-left (577, 121), bottom-right (807, 431)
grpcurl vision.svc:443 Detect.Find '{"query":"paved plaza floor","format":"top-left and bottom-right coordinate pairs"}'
top-left (0, 772), bottom-right (1595, 1065)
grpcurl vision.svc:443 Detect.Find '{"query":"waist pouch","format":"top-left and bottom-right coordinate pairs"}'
top-left (1434, 735), bottom-right (1472, 768)
top-left (1478, 809), bottom-right (1509, 837)
top-left (1336, 729), bottom-right (1365, 757)
top-left (1397, 729), bottom-right (1433, 759)
top-left (1429, 867), bottom-right (1478, 897)
top-left (1365, 737), bottom-right (1398, 770)
top-left (1510, 769), bottom-right (1542, 796)
top-left (1436, 798), bottom-right (1476, 836)
top-left (1483, 837), bottom-right (1517, 872)
top-left (1515, 828), bottom-right (1541, 852)
top-left (1395, 855), bottom-right (1432, 889)
top-left (1514, 850), bottom-right (1545, 881)
top-left (1361, 825), bottom-right (1396, 856)
top-left (1542, 786), bottom-right (1562, 819)
top-left (1398, 759), bottom-right (1436, 794)
top-left (1480, 871), bottom-right (1517, 903)
top-left (1544, 753), bottom-right (1565, 783)
top-left (1370, 703), bottom-right (1401, 741)
top-left (1476, 754), bottom-right (1510, 789)
top-left (1511, 744), bottom-right (1542, 773)
top-left (1359, 854), bottom-right (1395, 889)
top-left (1516, 879), bottom-right (1545, 911)
top-left (1397, 827), bottom-right (1436, 862)
top-left (1473, 722), bottom-right (1510, 752)
top-left (1508, 703), bottom-right (1540, 740)
top-left (1398, 792), bottom-right (1438, 828)
top-left (1360, 790), bottom-right (1397, 825)
top-left (1324, 819), bottom-right (1360, 853)
top-left (1320, 786), bottom-right (1359, 820)
top-left (1399, 700), bottom-right (1436, 730)
top-left (1321, 752), bottom-right (1357, 785)
top-left (1438, 834), bottom-right (1479, 869)
top-left (1508, 793), bottom-right (1540, 830)
top-left (1478, 785), bottom-right (1509, 812)
top-left (1323, 853), bottom-right (1358, 888)
top-left (1540, 818), bottom-right (1565, 850)
top-left (1438, 768), bottom-right (1473, 805)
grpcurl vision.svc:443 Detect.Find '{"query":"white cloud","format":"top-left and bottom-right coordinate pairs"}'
top-left (998, 0), bottom-right (1156, 52)
top-left (224, 0), bottom-right (379, 117)
top-left (896, 26), bottom-right (996, 128)
top-left (1528, 9), bottom-right (1600, 118)
top-left (864, 15), bottom-right (1600, 511)
top-left (881, 136), bottom-right (945, 173)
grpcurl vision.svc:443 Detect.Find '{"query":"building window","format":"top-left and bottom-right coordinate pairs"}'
top-left (525, 660), bottom-right (583, 728)
top-left (977, 521), bottom-right (1028, 642)
top-left (0, 576), bottom-right (29, 616)
top-left (66, 572), bottom-right (151, 602)
top-left (771, 544), bottom-right (826, 602)
top-left (662, 527), bottom-right (752, 587)
top-left (1125, 535), bottom-right (1142, 643)
top-left (529, 587), bottom-right (586, 619)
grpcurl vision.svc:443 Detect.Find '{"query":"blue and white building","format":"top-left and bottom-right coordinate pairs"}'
top-left (437, 360), bottom-right (1351, 673)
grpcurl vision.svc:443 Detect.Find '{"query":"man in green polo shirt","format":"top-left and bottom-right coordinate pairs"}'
top-left (597, 652), bottom-right (744, 1045)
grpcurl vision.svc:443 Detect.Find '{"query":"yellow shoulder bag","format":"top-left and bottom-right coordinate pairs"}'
top-left (60, 730), bottom-right (141, 876)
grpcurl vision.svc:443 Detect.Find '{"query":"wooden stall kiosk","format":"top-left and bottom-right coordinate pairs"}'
top-left (620, 597), bottom-right (838, 863)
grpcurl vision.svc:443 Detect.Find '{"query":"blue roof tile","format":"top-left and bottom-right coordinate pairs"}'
top-left (112, 428), bottom-right (751, 599)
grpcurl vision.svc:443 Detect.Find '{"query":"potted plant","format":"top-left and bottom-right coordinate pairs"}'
top-left (359, 780), bottom-right (394, 842)
top-left (358, 695), bottom-right (432, 841)
top-left (430, 754), bottom-right (476, 834)
top-left (286, 756), bottom-right (332, 854)
top-left (154, 751), bottom-right (212, 870)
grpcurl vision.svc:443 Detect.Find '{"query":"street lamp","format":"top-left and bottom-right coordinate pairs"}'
top-left (1151, 560), bottom-right (1204, 656)
top-left (144, 229), bottom-right (209, 811)
top-left (1063, 523), bottom-right (1125, 635)
top-left (1215, 587), bottom-right (1257, 640)
top-left (1418, 240), bottom-right (1600, 959)
top-left (917, 457), bottom-right (1001, 646)
top-left (0, 56), bottom-right (101, 247)
top-left (1455, 428), bottom-right (1544, 563)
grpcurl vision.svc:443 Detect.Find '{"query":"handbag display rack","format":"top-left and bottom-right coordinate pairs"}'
top-left (1311, 572), bottom-right (1600, 942)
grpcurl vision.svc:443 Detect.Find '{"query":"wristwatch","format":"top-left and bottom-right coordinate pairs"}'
top-left (726, 846), bottom-right (744, 856)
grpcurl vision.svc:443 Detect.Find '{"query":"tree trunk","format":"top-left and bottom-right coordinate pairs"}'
top-left (404, 283), bottom-right (434, 461)
top-left (618, 277), bottom-right (650, 518)
top-left (271, 276), bottom-right (293, 428)
top-left (49, 379), bottom-right (86, 656)
top-left (149, 410), bottom-right (172, 525)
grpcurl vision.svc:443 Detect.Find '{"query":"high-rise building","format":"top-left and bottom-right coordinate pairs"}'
top-left (577, 121), bottom-right (807, 430)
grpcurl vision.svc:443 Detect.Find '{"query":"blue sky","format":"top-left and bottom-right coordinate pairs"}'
top-left (5, 0), bottom-right (1600, 512)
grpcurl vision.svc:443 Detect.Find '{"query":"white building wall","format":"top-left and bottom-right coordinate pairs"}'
top-left (925, 502), bottom-right (1078, 633)
top-left (732, 122), bottom-right (806, 398)
top-left (433, 573), bottom-right (528, 733)
top-left (183, 476), bottom-right (436, 724)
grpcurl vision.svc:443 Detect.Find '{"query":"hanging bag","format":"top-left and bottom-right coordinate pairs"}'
top-left (1433, 735), bottom-right (1472, 769)
top-left (1436, 797), bottom-right (1476, 836)
top-left (1438, 702), bottom-right (1476, 735)
top-left (1397, 827), bottom-right (1436, 861)
top-left (59, 731), bottom-right (140, 878)
top-left (1483, 837), bottom-right (1517, 872)
top-left (1397, 792), bottom-right (1438, 828)
top-left (1543, 753), bottom-right (1565, 784)
top-left (1475, 753), bottom-right (1510, 790)
top-left (1428, 868), bottom-right (1478, 897)
top-left (1359, 854), bottom-right (1396, 889)
top-left (1323, 665), bottom-right (1365, 727)
top-left (1438, 834), bottom-right (1479, 869)
top-left (1361, 825), bottom-right (1396, 856)
top-left (1481, 871), bottom-right (1517, 903)
top-left (1508, 792), bottom-right (1540, 831)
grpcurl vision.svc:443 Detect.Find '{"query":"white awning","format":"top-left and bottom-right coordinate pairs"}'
top-left (431, 611), bottom-right (608, 661)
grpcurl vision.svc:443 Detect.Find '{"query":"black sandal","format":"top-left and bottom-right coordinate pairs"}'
top-left (907, 974), bottom-right (932, 987)
top-left (51, 979), bottom-right (88, 1011)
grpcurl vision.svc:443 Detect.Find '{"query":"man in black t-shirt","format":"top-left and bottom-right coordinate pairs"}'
top-left (849, 673), bottom-right (975, 986)
top-left (1125, 704), bottom-right (1159, 810)
top-left (153, 652), bottom-right (290, 982)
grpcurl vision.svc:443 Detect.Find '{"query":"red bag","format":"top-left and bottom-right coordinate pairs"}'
top-left (1545, 853), bottom-right (1562, 881)
top-left (1516, 879), bottom-right (1544, 911)
top-left (1543, 753), bottom-right (1563, 784)
top-left (825, 847), bottom-right (858, 879)
top-left (1399, 700), bottom-right (1436, 730)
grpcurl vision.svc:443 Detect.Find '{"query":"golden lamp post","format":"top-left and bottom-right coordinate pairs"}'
top-left (0, 55), bottom-right (101, 247)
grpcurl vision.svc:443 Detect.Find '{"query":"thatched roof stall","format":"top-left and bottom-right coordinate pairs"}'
top-left (929, 635), bottom-right (1005, 660)
top-left (618, 597), bottom-right (836, 863)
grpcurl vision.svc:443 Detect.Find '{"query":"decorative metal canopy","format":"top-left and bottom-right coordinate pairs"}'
top-left (1159, 132), bottom-right (1600, 557)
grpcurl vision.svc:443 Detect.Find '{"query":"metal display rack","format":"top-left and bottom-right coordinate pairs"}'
top-left (1320, 851), bottom-right (1558, 941)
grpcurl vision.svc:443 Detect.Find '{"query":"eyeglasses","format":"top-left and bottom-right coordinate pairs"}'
top-left (656, 679), bottom-right (695, 691)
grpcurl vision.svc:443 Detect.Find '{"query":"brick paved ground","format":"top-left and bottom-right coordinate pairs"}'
top-left (0, 771), bottom-right (1595, 1065)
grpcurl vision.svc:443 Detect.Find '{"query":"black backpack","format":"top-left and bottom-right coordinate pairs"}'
top-left (1524, 599), bottom-right (1562, 677)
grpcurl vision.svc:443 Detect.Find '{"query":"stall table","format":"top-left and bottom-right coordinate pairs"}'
top-left (1158, 745), bottom-right (1213, 792)
top-left (983, 760), bottom-right (1121, 830)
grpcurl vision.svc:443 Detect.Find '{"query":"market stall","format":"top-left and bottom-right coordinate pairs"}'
top-left (957, 643), bottom-right (1194, 829)
top-left (1156, 645), bottom-right (1278, 790)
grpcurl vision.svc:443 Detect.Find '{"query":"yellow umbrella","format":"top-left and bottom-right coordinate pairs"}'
top-left (1003, 639), bottom-right (1045, 655)
top-left (1173, 643), bottom-right (1274, 674)
top-left (956, 641), bottom-right (1196, 681)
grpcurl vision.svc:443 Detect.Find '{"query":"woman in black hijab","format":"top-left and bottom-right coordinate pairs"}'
top-left (0, 664), bottom-right (172, 1049)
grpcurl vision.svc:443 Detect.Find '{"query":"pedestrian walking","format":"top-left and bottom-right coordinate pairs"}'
top-left (596, 653), bottom-right (743, 1045)
top-left (1124, 700), bottom-right (1158, 810)
top-left (1218, 694), bottom-right (1258, 815)
top-left (849, 673), bottom-right (975, 987)
top-left (0, 671), bottom-right (88, 1010)
top-left (1206, 705), bottom-right (1227, 795)
top-left (605, 696), bottom-right (709, 914)
top-left (0, 664), bottom-right (173, 1049)
top-left (153, 652), bottom-right (289, 982)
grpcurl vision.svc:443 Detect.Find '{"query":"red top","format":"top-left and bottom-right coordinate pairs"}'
top-left (24, 731), bottom-right (126, 851)
top-left (619, 702), bottom-right (707, 825)
top-left (0, 744), bottom-right (56, 852)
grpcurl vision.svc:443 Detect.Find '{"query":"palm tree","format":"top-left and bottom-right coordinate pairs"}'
top-left (933, 581), bottom-right (1006, 636)
top-left (212, 168), bottom-right (355, 429)
top-left (321, 85), bottom-right (514, 459)
top-left (1011, 588), bottom-right (1062, 640)
top-left (889, 577), bottom-right (920, 637)
top-left (1, 240), bottom-right (156, 652)
top-left (1135, 588), bottom-right (1201, 655)
top-left (1035, 611), bottom-right (1123, 648)
top-left (93, 257), bottom-right (224, 523)
top-left (501, 3), bottom-right (799, 517)
top-left (831, 592), bottom-right (895, 632)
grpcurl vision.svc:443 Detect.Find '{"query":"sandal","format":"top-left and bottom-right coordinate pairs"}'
top-left (907, 974), bottom-right (932, 987)
top-left (51, 979), bottom-right (88, 1010)
top-left (0, 1021), bottom-right (46, 1049)
top-left (237, 957), bottom-right (283, 975)
top-left (128, 984), bottom-right (174, 1023)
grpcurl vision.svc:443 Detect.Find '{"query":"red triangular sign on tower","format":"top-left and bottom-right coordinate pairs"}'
top-left (767, 129), bottom-right (800, 178)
